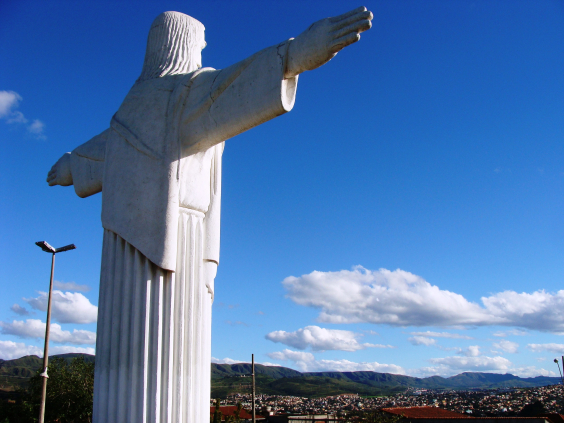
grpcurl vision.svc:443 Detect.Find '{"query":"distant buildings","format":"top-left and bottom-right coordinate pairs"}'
top-left (210, 384), bottom-right (564, 422)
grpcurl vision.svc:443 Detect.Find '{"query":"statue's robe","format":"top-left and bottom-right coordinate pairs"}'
top-left (68, 41), bottom-right (297, 423)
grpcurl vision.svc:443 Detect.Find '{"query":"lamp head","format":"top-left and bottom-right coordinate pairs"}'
top-left (35, 241), bottom-right (55, 253)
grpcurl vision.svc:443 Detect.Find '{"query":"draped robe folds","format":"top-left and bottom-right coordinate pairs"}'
top-left (69, 41), bottom-right (298, 423)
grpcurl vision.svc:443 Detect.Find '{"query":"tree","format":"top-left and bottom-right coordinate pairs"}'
top-left (212, 398), bottom-right (222, 423)
top-left (519, 400), bottom-right (546, 417)
top-left (233, 402), bottom-right (243, 422)
top-left (0, 356), bottom-right (94, 423)
top-left (345, 410), bottom-right (402, 423)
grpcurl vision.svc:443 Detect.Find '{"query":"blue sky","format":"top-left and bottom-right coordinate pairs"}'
top-left (1, 0), bottom-right (563, 378)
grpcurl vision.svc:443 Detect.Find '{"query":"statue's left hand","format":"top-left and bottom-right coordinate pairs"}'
top-left (204, 260), bottom-right (218, 301)
top-left (285, 6), bottom-right (373, 78)
top-left (47, 152), bottom-right (73, 186)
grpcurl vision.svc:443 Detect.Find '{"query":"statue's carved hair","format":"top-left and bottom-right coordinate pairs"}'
top-left (138, 11), bottom-right (205, 81)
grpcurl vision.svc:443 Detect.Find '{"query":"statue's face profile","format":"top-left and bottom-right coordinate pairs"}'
top-left (192, 35), bottom-right (206, 70)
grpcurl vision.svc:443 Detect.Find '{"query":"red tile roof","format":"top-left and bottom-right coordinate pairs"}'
top-left (381, 406), bottom-right (472, 419)
top-left (539, 415), bottom-right (564, 423)
top-left (210, 405), bottom-right (264, 420)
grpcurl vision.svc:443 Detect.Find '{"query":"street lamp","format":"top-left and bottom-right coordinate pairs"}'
top-left (35, 241), bottom-right (76, 423)
top-left (555, 358), bottom-right (564, 386)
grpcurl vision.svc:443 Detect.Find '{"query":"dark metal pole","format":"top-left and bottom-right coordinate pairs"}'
top-left (252, 354), bottom-right (256, 423)
top-left (39, 252), bottom-right (55, 423)
top-left (35, 241), bottom-right (75, 423)
top-left (561, 356), bottom-right (564, 386)
top-left (555, 358), bottom-right (564, 386)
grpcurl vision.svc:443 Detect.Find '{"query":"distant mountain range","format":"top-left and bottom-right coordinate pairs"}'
top-left (1, 355), bottom-right (560, 398)
top-left (210, 362), bottom-right (561, 397)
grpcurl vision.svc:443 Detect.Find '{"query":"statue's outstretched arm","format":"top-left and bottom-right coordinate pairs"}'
top-left (179, 7), bottom-right (372, 155)
top-left (47, 152), bottom-right (73, 187)
top-left (47, 128), bottom-right (108, 197)
top-left (285, 6), bottom-right (373, 78)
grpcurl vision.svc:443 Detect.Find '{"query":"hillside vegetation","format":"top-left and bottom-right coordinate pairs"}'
top-left (0, 355), bottom-right (560, 398)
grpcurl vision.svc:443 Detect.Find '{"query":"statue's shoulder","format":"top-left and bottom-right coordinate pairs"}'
top-left (174, 67), bottom-right (217, 88)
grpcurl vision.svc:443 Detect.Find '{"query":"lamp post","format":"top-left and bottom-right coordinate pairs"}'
top-left (35, 241), bottom-right (76, 423)
top-left (252, 354), bottom-right (256, 423)
top-left (555, 358), bottom-right (564, 386)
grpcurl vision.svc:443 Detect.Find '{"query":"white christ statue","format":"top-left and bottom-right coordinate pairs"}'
top-left (47, 7), bottom-right (372, 423)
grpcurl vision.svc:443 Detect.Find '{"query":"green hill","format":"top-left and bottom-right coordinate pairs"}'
top-left (209, 364), bottom-right (561, 398)
top-left (0, 355), bottom-right (560, 398)
top-left (0, 354), bottom-right (95, 392)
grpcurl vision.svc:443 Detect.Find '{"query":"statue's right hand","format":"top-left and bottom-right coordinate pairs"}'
top-left (285, 6), bottom-right (373, 78)
top-left (47, 152), bottom-right (73, 186)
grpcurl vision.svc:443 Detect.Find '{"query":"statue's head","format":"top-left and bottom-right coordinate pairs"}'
top-left (138, 11), bottom-right (206, 81)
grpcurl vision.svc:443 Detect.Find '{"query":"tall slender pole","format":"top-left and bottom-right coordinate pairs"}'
top-left (39, 252), bottom-right (56, 423)
top-left (555, 358), bottom-right (564, 386)
top-left (35, 241), bottom-right (75, 423)
top-left (252, 354), bottom-right (256, 423)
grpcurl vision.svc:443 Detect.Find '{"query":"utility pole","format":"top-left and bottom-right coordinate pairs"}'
top-left (35, 241), bottom-right (76, 423)
top-left (252, 353), bottom-right (256, 423)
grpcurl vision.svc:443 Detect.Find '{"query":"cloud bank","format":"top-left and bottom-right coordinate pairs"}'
top-left (53, 281), bottom-right (91, 292)
top-left (408, 336), bottom-right (436, 346)
top-left (10, 304), bottom-right (30, 316)
top-left (0, 319), bottom-right (96, 345)
top-left (25, 290), bottom-right (97, 324)
top-left (0, 90), bottom-right (46, 139)
top-left (0, 340), bottom-right (42, 360)
top-left (267, 349), bottom-right (405, 374)
top-left (527, 343), bottom-right (564, 354)
top-left (493, 340), bottom-right (519, 354)
top-left (266, 326), bottom-right (393, 352)
top-left (410, 331), bottom-right (473, 339)
top-left (0, 340), bottom-right (94, 360)
top-left (282, 267), bottom-right (564, 333)
top-left (429, 355), bottom-right (511, 371)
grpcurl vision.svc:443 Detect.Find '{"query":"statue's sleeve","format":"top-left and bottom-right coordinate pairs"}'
top-left (69, 128), bottom-right (108, 198)
top-left (179, 40), bottom-right (298, 155)
top-left (203, 142), bottom-right (223, 264)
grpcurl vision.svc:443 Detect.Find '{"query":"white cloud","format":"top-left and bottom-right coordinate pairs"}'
top-left (0, 90), bottom-right (46, 139)
top-left (25, 290), bottom-right (97, 324)
top-left (458, 345), bottom-right (481, 357)
top-left (49, 346), bottom-right (95, 355)
top-left (0, 319), bottom-right (96, 345)
top-left (11, 304), bottom-right (30, 316)
top-left (211, 357), bottom-right (245, 365)
top-left (267, 349), bottom-right (405, 374)
top-left (0, 340), bottom-right (42, 360)
top-left (0, 91), bottom-right (21, 117)
top-left (408, 336), bottom-right (436, 346)
top-left (28, 119), bottom-right (44, 134)
top-left (493, 339), bottom-right (519, 354)
top-left (266, 326), bottom-right (393, 352)
top-left (282, 267), bottom-right (564, 333)
top-left (508, 366), bottom-right (557, 378)
top-left (0, 340), bottom-right (95, 360)
top-left (211, 357), bottom-right (279, 366)
top-left (410, 331), bottom-right (473, 339)
top-left (493, 329), bottom-right (528, 337)
top-left (481, 290), bottom-right (564, 334)
top-left (429, 355), bottom-right (511, 372)
top-left (53, 281), bottom-right (90, 292)
top-left (527, 343), bottom-right (564, 354)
